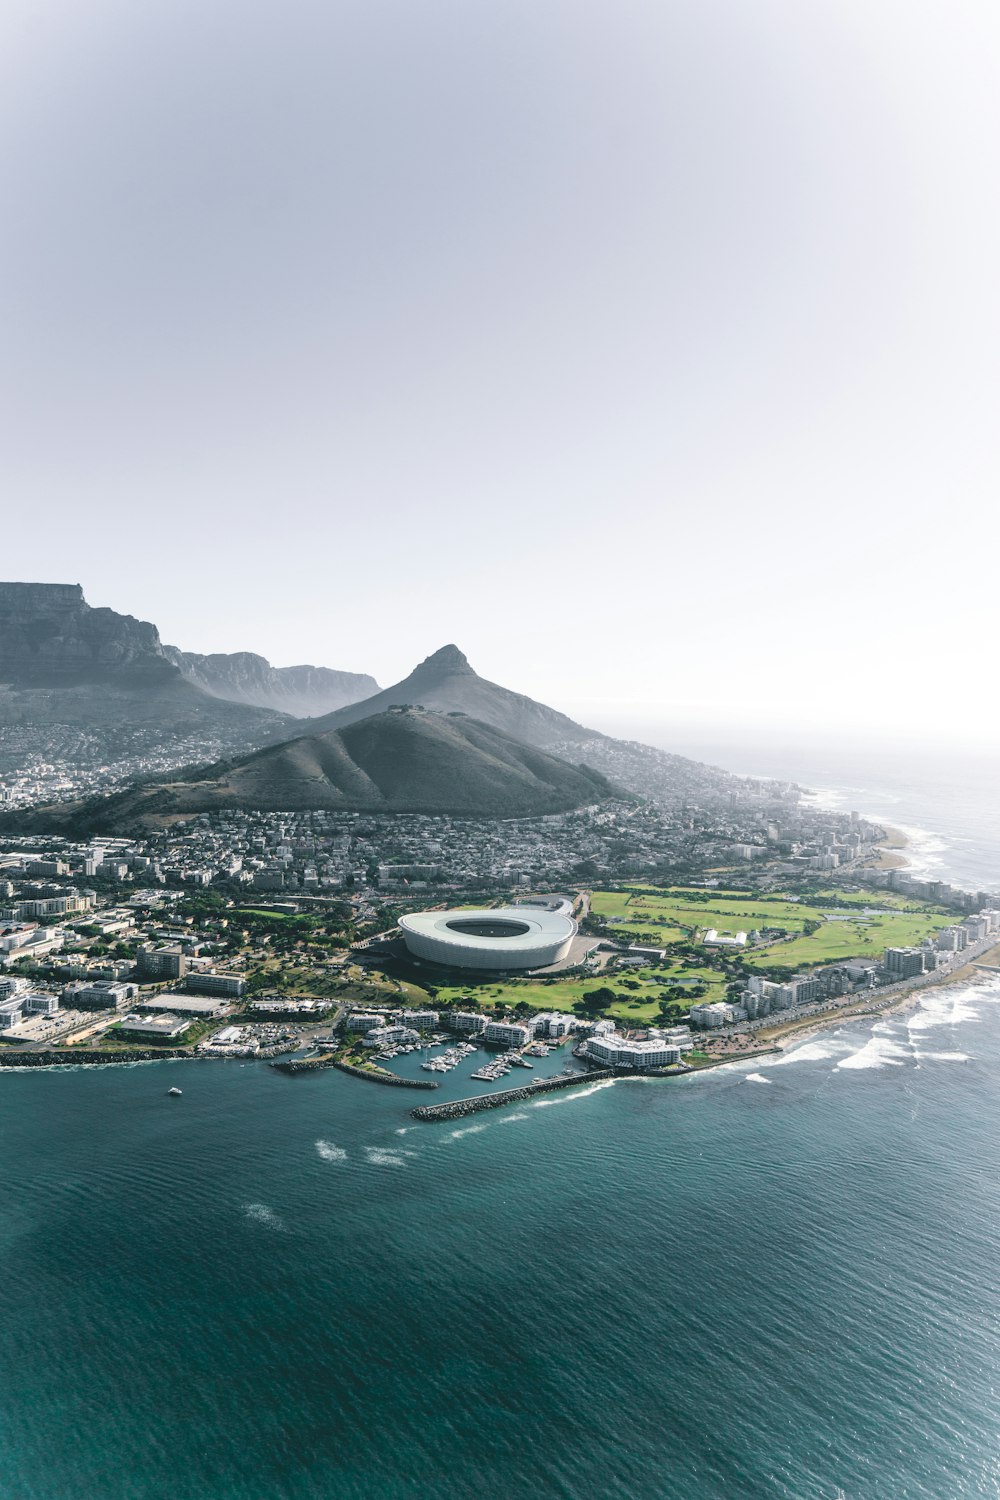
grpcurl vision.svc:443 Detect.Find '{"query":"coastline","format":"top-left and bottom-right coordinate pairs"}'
top-left (872, 823), bottom-right (909, 870)
top-left (723, 939), bottom-right (1000, 1061)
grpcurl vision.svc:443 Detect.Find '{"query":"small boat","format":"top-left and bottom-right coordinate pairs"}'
top-left (167, 1086), bottom-right (182, 1096)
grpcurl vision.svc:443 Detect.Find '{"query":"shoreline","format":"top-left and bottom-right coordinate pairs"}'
top-left (698, 940), bottom-right (1000, 1069)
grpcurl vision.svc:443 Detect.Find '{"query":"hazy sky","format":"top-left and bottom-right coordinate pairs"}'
top-left (2, 1), bottom-right (998, 743)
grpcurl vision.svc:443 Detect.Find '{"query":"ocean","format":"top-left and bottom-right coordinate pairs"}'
top-left (3, 734), bottom-right (1000, 1499)
top-left (593, 719), bottom-right (1000, 893)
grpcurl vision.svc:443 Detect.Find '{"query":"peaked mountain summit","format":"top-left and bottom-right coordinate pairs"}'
top-left (294, 645), bottom-right (731, 803)
top-left (299, 644), bottom-right (594, 748)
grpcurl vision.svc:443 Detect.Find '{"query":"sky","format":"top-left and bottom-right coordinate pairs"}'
top-left (1, 0), bottom-right (998, 746)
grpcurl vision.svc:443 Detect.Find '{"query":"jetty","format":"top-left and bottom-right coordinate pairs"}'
top-left (270, 1054), bottom-right (438, 1088)
top-left (411, 1069), bottom-right (616, 1121)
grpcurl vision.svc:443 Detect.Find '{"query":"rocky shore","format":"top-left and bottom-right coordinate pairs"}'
top-left (412, 1069), bottom-right (616, 1121)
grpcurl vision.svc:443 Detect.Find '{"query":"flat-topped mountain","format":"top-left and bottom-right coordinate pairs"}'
top-left (163, 648), bottom-right (378, 717)
top-left (0, 582), bottom-right (375, 726)
top-left (0, 582), bottom-right (175, 691)
top-left (21, 708), bottom-right (619, 832)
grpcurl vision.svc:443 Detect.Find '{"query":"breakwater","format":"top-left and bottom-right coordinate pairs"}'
top-left (270, 1055), bottom-right (438, 1089)
top-left (334, 1060), bottom-right (438, 1089)
top-left (0, 1047), bottom-right (189, 1068)
top-left (412, 1068), bottom-right (617, 1121)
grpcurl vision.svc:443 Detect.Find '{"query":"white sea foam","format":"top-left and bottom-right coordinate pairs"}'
top-left (498, 1111), bottom-right (528, 1123)
top-left (744, 1073), bottom-right (773, 1085)
top-left (836, 1035), bottom-right (910, 1070)
top-left (915, 1051), bottom-right (969, 1063)
top-left (531, 1080), bottom-right (617, 1107)
top-left (770, 1039), bottom-right (852, 1066)
top-left (315, 1140), bottom-right (347, 1162)
top-left (394, 1128), bottom-right (408, 1136)
top-left (243, 1202), bottom-right (287, 1231)
top-left (364, 1148), bottom-right (407, 1168)
top-left (446, 1124), bottom-right (487, 1141)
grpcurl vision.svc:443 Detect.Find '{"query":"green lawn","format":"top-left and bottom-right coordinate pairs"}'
top-left (432, 964), bottom-right (728, 1025)
top-left (591, 886), bottom-right (950, 975)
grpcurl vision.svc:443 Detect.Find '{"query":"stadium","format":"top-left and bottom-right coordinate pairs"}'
top-left (398, 902), bottom-right (578, 972)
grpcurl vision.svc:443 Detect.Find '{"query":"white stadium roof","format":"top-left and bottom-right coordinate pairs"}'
top-left (399, 905), bottom-right (577, 972)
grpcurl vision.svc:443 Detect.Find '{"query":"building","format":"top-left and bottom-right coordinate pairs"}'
top-left (702, 929), bottom-right (748, 948)
top-left (399, 903), bottom-right (577, 972)
top-left (0, 998), bottom-right (25, 1029)
top-left (185, 972), bottom-right (246, 998)
top-left (117, 1013), bottom-right (192, 1041)
top-left (346, 1011), bottom-right (385, 1032)
top-left (63, 980), bottom-right (138, 1011)
top-left (24, 993), bottom-right (59, 1015)
top-left (483, 1020), bottom-right (533, 1049)
top-left (137, 945), bottom-right (188, 981)
top-left (532, 1011), bottom-right (573, 1039)
top-left (398, 1009), bottom-right (440, 1029)
top-left (689, 1001), bottom-right (745, 1029)
top-left (883, 947), bottom-right (928, 979)
top-left (142, 994), bottom-right (227, 1018)
top-left (449, 1011), bottom-right (487, 1035)
top-left (585, 1033), bottom-right (682, 1069)
top-left (361, 1025), bottom-right (420, 1048)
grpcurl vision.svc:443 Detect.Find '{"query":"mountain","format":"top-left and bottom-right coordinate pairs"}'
top-left (294, 645), bottom-right (734, 804)
top-left (20, 708), bottom-right (619, 832)
top-left (0, 582), bottom-right (267, 733)
top-left (163, 648), bottom-right (378, 717)
top-left (298, 645), bottom-right (598, 743)
top-left (0, 582), bottom-right (374, 734)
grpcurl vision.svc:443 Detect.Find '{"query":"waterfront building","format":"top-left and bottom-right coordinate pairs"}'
top-left (883, 947), bottom-right (928, 979)
top-left (361, 1025), bottom-right (420, 1048)
top-left (689, 1001), bottom-right (745, 1029)
top-left (449, 1011), bottom-right (487, 1035)
top-left (483, 1020), bottom-right (533, 1049)
top-left (346, 1011), bottom-right (385, 1032)
top-left (117, 1013), bottom-right (191, 1041)
top-left (398, 1009), bottom-right (439, 1029)
top-left (585, 1033), bottom-right (682, 1069)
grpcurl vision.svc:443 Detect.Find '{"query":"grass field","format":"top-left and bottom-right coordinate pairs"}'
top-left (432, 964), bottom-right (729, 1025)
top-left (591, 887), bottom-right (949, 973)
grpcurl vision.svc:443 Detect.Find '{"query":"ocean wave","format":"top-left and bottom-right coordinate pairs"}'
top-left (243, 1202), bottom-right (286, 1231)
top-left (446, 1124), bottom-right (487, 1141)
top-left (836, 1035), bottom-right (910, 1070)
top-left (315, 1140), bottom-right (347, 1163)
top-left (744, 1073), bottom-right (773, 1085)
top-left (531, 1080), bottom-right (617, 1107)
top-left (498, 1111), bottom-right (529, 1123)
top-left (364, 1148), bottom-right (407, 1168)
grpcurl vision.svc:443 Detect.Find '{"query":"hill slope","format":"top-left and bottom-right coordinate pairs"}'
top-left (35, 708), bottom-right (618, 832)
top-left (296, 645), bottom-right (734, 804)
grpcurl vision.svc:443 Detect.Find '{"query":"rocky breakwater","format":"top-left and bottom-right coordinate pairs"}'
top-left (412, 1068), bottom-right (616, 1121)
top-left (0, 1047), bottom-right (190, 1067)
top-left (270, 1055), bottom-right (438, 1088)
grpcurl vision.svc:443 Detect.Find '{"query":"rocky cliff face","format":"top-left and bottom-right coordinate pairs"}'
top-left (0, 582), bottom-right (377, 720)
top-left (164, 648), bottom-right (378, 717)
top-left (0, 582), bottom-right (175, 687)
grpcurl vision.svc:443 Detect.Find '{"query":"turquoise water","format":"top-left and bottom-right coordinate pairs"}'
top-left (3, 980), bottom-right (1000, 1499)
